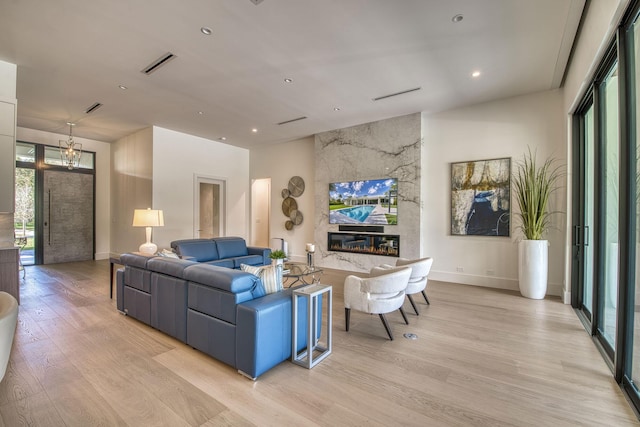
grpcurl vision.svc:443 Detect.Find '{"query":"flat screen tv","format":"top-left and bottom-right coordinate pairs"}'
top-left (329, 178), bottom-right (398, 225)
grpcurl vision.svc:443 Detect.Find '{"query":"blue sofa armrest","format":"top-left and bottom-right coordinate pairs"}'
top-left (236, 289), bottom-right (294, 379)
top-left (247, 246), bottom-right (271, 265)
top-left (235, 287), bottom-right (322, 379)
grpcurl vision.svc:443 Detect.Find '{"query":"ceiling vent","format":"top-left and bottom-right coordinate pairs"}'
top-left (277, 116), bottom-right (307, 125)
top-left (373, 87), bottom-right (421, 101)
top-left (249, 0), bottom-right (265, 4)
top-left (141, 52), bottom-right (176, 75)
top-left (84, 102), bottom-right (103, 114)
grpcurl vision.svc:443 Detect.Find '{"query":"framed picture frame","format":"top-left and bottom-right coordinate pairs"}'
top-left (450, 157), bottom-right (511, 236)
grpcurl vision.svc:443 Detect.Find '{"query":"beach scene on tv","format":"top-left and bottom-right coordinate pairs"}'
top-left (329, 178), bottom-right (398, 225)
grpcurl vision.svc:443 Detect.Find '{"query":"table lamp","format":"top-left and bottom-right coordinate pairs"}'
top-left (133, 208), bottom-right (164, 254)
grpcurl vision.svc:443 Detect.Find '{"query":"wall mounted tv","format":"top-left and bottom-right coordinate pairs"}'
top-left (329, 178), bottom-right (398, 225)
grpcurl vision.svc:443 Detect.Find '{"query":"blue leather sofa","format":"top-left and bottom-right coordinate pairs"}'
top-left (170, 237), bottom-right (271, 269)
top-left (116, 252), bottom-right (315, 379)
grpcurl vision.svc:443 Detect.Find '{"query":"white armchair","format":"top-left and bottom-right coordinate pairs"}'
top-left (343, 266), bottom-right (412, 340)
top-left (396, 257), bottom-right (434, 315)
top-left (0, 291), bottom-right (18, 382)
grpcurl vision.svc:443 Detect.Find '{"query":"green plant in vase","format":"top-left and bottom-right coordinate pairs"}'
top-left (513, 147), bottom-right (562, 299)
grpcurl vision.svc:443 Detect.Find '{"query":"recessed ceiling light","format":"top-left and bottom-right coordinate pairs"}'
top-left (452, 14), bottom-right (464, 23)
top-left (471, 70), bottom-right (481, 78)
top-left (118, 84), bottom-right (128, 90)
top-left (334, 107), bottom-right (341, 111)
top-left (252, 128), bottom-right (258, 133)
top-left (284, 78), bottom-right (293, 83)
top-left (220, 137), bottom-right (227, 141)
top-left (201, 27), bottom-right (212, 35)
top-left (197, 111), bottom-right (204, 115)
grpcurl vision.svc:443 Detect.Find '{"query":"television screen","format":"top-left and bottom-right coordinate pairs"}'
top-left (329, 178), bottom-right (398, 225)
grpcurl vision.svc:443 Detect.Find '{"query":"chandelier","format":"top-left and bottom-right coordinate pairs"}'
top-left (59, 122), bottom-right (82, 170)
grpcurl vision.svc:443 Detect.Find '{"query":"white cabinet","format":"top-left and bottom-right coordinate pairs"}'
top-left (0, 100), bottom-right (15, 213)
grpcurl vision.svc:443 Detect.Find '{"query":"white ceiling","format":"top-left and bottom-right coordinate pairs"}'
top-left (0, 0), bottom-right (585, 149)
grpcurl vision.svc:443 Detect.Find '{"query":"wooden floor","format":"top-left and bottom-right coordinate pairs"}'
top-left (0, 261), bottom-right (638, 426)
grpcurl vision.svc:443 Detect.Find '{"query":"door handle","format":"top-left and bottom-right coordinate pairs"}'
top-left (48, 189), bottom-right (51, 245)
top-left (584, 225), bottom-right (589, 246)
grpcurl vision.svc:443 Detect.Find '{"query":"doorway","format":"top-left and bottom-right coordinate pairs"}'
top-left (15, 141), bottom-right (96, 265)
top-left (251, 178), bottom-right (270, 247)
top-left (194, 176), bottom-right (225, 238)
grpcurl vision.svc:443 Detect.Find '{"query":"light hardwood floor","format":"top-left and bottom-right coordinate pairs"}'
top-left (0, 260), bottom-right (638, 426)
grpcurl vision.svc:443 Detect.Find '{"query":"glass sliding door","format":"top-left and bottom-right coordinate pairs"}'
top-left (598, 62), bottom-right (620, 354)
top-left (574, 101), bottom-right (596, 323)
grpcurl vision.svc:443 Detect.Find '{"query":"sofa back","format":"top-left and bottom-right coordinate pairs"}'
top-left (171, 239), bottom-right (219, 262)
top-left (214, 237), bottom-right (248, 259)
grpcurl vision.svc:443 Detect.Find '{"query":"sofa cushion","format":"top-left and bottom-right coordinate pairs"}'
top-left (241, 264), bottom-right (282, 294)
top-left (205, 259), bottom-right (235, 269)
top-left (215, 237), bottom-right (248, 259)
top-left (233, 255), bottom-right (265, 269)
top-left (171, 239), bottom-right (219, 262)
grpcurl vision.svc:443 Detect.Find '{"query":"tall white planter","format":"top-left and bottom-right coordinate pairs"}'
top-left (518, 240), bottom-right (548, 299)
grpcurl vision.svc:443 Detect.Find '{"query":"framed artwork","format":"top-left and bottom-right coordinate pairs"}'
top-left (451, 157), bottom-right (510, 236)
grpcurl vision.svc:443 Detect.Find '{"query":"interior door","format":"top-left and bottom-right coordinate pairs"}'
top-left (42, 170), bottom-right (94, 264)
top-left (195, 177), bottom-right (225, 238)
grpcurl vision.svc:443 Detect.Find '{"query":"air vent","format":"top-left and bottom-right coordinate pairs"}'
top-left (85, 102), bottom-right (103, 114)
top-left (277, 116), bottom-right (307, 125)
top-left (141, 52), bottom-right (176, 75)
top-left (373, 87), bottom-right (421, 101)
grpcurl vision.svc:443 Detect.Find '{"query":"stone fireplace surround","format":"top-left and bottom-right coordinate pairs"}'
top-left (314, 113), bottom-right (423, 272)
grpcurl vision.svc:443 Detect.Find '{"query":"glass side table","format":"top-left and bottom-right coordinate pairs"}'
top-left (292, 284), bottom-right (332, 369)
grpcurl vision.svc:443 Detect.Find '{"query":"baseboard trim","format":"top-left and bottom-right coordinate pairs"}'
top-left (430, 270), bottom-right (562, 297)
top-left (95, 252), bottom-right (109, 260)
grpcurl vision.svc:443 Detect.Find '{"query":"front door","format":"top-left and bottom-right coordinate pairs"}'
top-left (42, 170), bottom-right (94, 264)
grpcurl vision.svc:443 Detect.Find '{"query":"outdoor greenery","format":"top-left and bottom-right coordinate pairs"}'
top-left (513, 148), bottom-right (562, 240)
top-left (15, 168), bottom-right (34, 235)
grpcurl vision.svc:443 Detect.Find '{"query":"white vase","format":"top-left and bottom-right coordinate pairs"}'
top-left (518, 240), bottom-right (548, 299)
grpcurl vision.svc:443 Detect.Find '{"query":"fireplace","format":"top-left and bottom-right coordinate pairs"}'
top-left (328, 232), bottom-right (399, 257)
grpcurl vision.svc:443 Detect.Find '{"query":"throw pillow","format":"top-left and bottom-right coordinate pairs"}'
top-left (241, 264), bottom-right (282, 294)
top-left (158, 249), bottom-right (180, 258)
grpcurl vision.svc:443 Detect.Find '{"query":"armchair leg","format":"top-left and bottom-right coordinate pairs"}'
top-left (399, 307), bottom-right (409, 325)
top-left (379, 314), bottom-right (394, 340)
top-left (421, 290), bottom-right (430, 305)
top-left (407, 294), bottom-right (420, 315)
top-left (345, 308), bottom-right (351, 331)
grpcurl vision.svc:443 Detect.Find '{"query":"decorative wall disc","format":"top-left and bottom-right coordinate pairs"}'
top-left (288, 176), bottom-right (305, 197)
top-left (285, 220), bottom-right (294, 230)
top-left (289, 209), bottom-right (303, 225)
top-left (281, 188), bottom-right (290, 198)
top-left (281, 197), bottom-right (298, 217)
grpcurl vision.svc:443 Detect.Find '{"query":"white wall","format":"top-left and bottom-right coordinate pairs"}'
top-left (17, 127), bottom-right (111, 259)
top-left (110, 127), bottom-right (153, 255)
top-left (152, 126), bottom-right (250, 250)
top-left (0, 60), bottom-right (16, 246)
top-left (423, 90), bottom-right (566, 296)
top-left (250, 136), bottom-right (315, 262)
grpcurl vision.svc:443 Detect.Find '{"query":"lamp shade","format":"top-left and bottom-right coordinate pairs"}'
top-left (132, 209), bottom-right (164, 227)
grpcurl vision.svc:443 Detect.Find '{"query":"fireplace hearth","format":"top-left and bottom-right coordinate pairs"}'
top-left (328, 232), bottom-right (399, 257)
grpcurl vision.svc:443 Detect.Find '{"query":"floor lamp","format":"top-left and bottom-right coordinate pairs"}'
top-left (133, 208), bottom-right (164, 254)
